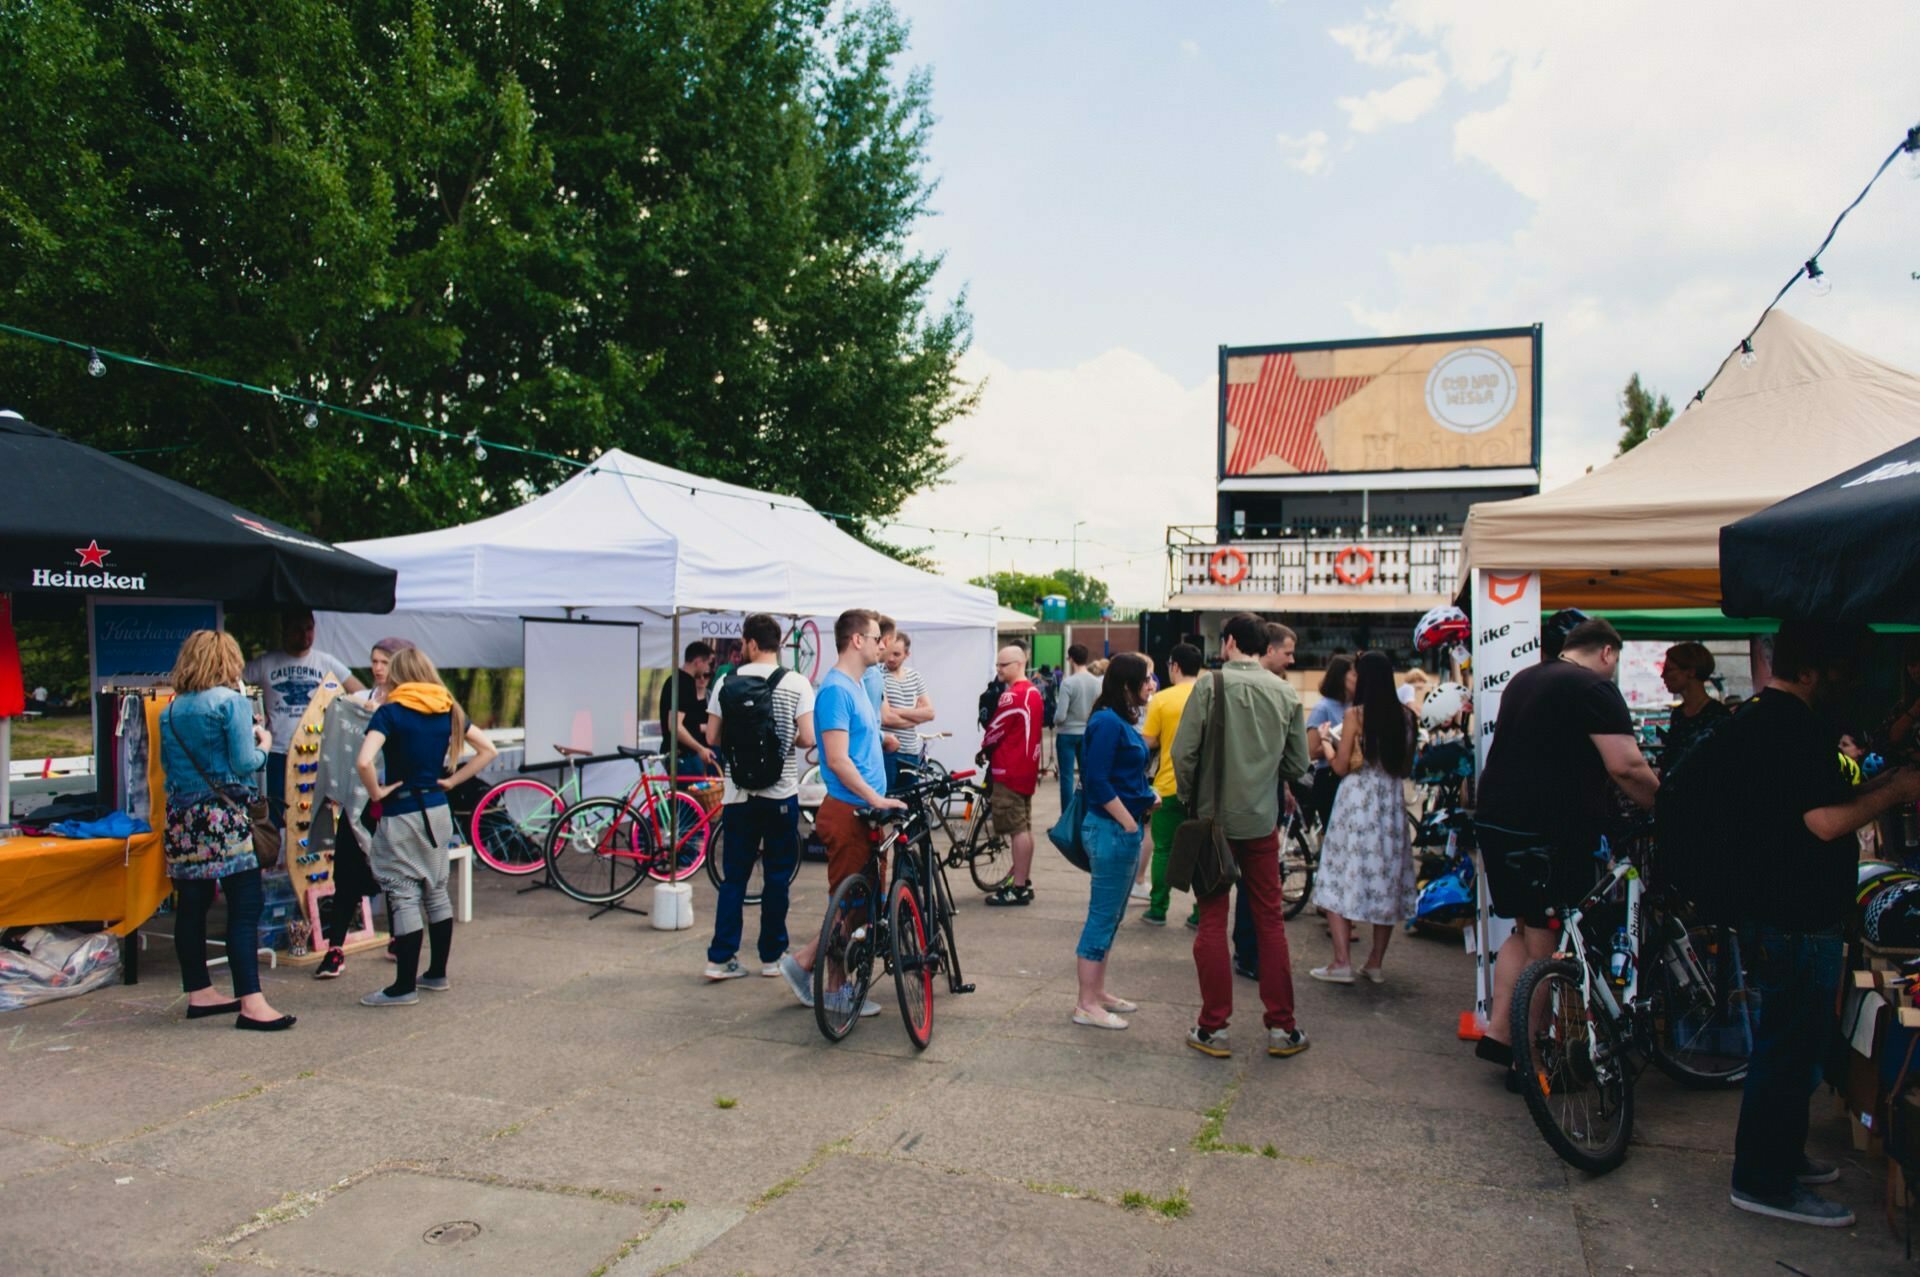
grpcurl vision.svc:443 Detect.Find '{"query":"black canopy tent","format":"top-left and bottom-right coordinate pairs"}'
top-left (1722, 435), bottom-right (1920, 624)
top-left (0, 412), bottom-right (396, 612)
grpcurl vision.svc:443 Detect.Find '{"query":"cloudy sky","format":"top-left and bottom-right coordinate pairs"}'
top-left (884, 0), bottom-right (1920, 603)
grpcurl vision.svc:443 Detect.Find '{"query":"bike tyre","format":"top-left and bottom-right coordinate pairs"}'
top-left (701, 807), bottom-right (769, 906)
top-left (1512, 957), bottom-right (1634, 1175)
top-left (1280, 822), bottom-right (1316, 920)
top-left (813, 872), bottom-right (877, 1043)
top-left (644, 790), bottom-right (712, 883)
top-left (1650, 923), bottom-right (1752, 1090)
top-left (469, 778), bottom-right (561, 876)
top-left (888, 881), bottom-right (935, 1050)
top-left (543, 798), bottom-right (649, 905)
top-left (964, 803), bottom-right (1010, 893)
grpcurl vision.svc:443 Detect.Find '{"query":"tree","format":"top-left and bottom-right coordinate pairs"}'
top-left (0, 0), bottom-right (971, 544)
top-left (969, 568), bottom-right (1112, 613)
top-left (1616, 373), bottom-right (1674, 455)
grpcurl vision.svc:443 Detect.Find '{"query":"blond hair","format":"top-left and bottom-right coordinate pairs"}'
top-left (385, 647), bottom-right (469, 767)
top-left (170, 630), bottom-right (244, 694)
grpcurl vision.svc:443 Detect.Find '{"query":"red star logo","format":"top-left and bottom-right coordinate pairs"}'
top-left (1225, 354), bottom-right (1375, 475)
top-left (74, 539), bottom-right (110, 568)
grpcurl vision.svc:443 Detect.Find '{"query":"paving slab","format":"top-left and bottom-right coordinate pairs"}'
top-left (0, 1056), bottom-right (265, 1147)
top-left (228, 1168), bottom-right (658, 1276)
top-left (0, 1130), bottom-right (81, 1183)
top-left (0, 1156), bottom-right (282, 1276)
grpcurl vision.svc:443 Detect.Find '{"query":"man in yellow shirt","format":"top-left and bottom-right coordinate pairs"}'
top-left (1139, 642), bottom-right (1202, 924)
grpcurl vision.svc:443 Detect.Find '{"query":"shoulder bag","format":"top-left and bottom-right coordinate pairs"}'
top-left (164, 704), bottom-right (282, 871)
top-left (1168, 671), bottom-right (1241, 899)
top-left (1046, 773), bottom-right (1092, 874)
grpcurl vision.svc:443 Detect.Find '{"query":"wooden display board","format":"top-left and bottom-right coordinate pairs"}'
top-left (282, 678), bottom-right (382, 958)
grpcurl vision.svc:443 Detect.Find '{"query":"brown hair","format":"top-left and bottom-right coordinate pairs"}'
top-left (1663, 642), bottom-right (1715, 682)
top-left (385, 647), bottom-right (469, 767)
top-left (170, 630), bottom-right (244, 694)
top-left (834, 608), bottom-right (881, 653)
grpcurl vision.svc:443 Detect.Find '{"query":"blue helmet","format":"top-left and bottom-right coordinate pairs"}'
top-left (1414, 870), bottom-right (1474, 920)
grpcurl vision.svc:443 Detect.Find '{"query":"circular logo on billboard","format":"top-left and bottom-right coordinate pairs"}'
top-left (1424, 347), bottom-right (1519, 434)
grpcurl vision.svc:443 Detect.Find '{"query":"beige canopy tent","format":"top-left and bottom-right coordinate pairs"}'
top-left (1460, 311), bottom-right (1920, 609)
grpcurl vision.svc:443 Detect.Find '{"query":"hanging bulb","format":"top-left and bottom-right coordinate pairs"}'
top-left (1739, 339), bottom-right (1758, 370)
top-left (302, 406), bottom-right (320, 429)
top-left (86, 348), bottom-right (106, 378)
top-left (389, 434), bottom-right (402, 451)
top-left (1904, 126), bottom-right (1920, 179)
top-left (1805, 258), bottom-right (1832, 297)
top-left (473, 441), bottom-right (487, 462)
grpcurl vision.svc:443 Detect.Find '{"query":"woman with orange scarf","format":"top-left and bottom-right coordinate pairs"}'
top-left (353, 647), bottom-right (496, 1006)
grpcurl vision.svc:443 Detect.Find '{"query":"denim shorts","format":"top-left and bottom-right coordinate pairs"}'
top-left (1077, 811), bottom-right (1143, 962)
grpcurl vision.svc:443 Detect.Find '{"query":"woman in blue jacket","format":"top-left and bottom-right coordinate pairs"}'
top-left (159, 630), bottom-right (294, 1031)
top-left (1073, 652), bottom-right (1156, 1030)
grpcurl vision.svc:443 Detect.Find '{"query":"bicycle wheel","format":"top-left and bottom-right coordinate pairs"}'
top-left (932, 854), bottom-right (967, 995)
top-left (1280, 821), bottom-right (1316, 920)
top-left (814, 872), bottom-right (877, 1043)
top-left (1512, 957), bottom-right (1633, 1174)
top-left (964, 803), bottom-right (1010, 893)
top-left (544, 798), bottom-right (649, 905)
top-left (469, 778), bottom-right (562, 875)
top-left (1651, 923), bottom-right (1754, 1089)
top-left (888, 881), bottom-right (934, 1049)
top-left (644, 791), bottom-right (712, 882)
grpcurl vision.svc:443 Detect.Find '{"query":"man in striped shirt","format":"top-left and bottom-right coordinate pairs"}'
top-left (883, 631), bottom-right (936, 788)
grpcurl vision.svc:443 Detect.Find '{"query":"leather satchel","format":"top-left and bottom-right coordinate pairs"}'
top-left (165, 707), bottom-right (283, 871)
top-left (1167, 671), bottom-right (1241, 899)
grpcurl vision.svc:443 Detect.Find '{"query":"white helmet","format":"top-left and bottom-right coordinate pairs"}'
top-left (1420, 681), bottom-right (1469, 728)
top-left (1414, 605), bottom-right (1471, 654)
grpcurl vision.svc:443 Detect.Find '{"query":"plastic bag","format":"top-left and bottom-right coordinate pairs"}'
top-left (0, 925), bottom-right (123, 1011)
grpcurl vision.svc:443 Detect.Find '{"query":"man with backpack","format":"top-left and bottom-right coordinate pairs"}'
top-left (1678, 622), bottom-right (1920, 1228)
top-left (702, 614), bottom-right (815, 982)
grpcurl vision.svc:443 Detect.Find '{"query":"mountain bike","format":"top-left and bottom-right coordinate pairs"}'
top-left (507, 746), bottom-right (713, 906)
top-left (1509, 822), bottom-right (1755, 1173)
top-left (814, 771), bottom-right (976, 1047)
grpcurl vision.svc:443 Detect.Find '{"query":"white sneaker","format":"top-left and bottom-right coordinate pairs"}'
top-left (1309, 964), bottom-right (1355, 984)
top-left (778, 954), bottom-right (814, 1008)
top-left (704, 959), bottom-right (749, 981)
top-left (760, 961), bottom-right (784, 978)
top-left (1358, 966), bottom-right (1385, 984)
top-left (1129, 884), bottom-right (1151, 901)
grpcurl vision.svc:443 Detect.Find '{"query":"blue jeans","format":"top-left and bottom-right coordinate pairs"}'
top-left (1056, 733), bottom-right (1083, 809)
top-left (1731, 925), bottom-right (1842, 1197)
top-left (706, 797), bottom-right (801, 965)
top-left (1077, 811), bottom-right (1142, 962)
top-left (174, 866), bottom-right (264, 997)
top-left (265, 751), bottom-right (287, 833)
top-left (884, 750), bottom-right (901, 794)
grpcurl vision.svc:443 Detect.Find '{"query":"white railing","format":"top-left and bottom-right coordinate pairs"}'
top-left (1178, 536), bottom-right (1462, 597)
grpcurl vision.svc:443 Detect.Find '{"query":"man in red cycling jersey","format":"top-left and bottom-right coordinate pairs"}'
top-left (980, 643), bottom-right (1044, 906)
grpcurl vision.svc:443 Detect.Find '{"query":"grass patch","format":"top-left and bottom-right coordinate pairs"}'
top-left (662, 1199), bottom-right (686, 1211)
top-left (1190, 1077), bottom-right (1256, 1155)
top-left (1261, 1143), bottom-right (1278, 1159)
top-left (1121, 1187), bottom-right (1192, 1219)
top-left (713, 1095), bottom-right (738, 1110)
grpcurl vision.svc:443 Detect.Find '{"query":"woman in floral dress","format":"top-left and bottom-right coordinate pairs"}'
top-left (1310, 650), bottom-right (1417, 985)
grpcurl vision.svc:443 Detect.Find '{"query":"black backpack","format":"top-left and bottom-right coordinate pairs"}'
top-left (1654, 713), bottom-right (1741, 924)
top-left (1042, 678), bottom-right (1059, 728)
top-left (978, 677), bottom-right (1005, 729)
top-left (717, 668), bottom-right (791, 791)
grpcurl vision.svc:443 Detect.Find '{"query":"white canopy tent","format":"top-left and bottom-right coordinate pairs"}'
top-left (316, 450), bottom-right (999, 772)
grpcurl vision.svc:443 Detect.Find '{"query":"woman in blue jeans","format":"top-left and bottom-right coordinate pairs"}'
top-left (1073, 653), bottom-right (1156, 1030)
top-left (159, 631), bottom-right (295, 1031)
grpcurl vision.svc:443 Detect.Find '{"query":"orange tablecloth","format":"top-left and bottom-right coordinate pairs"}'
top-left (0, 830), bottom-right (169, 936)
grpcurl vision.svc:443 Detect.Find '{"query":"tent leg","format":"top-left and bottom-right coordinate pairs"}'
top-left (0, 715), bottom-right (10, 832)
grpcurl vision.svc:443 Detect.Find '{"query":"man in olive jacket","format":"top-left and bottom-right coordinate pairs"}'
top-left (1171, 612), bottom-right (1310, 1060)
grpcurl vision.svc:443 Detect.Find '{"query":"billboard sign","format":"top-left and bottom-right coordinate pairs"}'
top-left (1218, 326), bottom-right (1540, 478)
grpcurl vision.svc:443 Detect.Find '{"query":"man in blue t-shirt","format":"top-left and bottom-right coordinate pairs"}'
top-left (778, 609), bottom-right (905, 1012)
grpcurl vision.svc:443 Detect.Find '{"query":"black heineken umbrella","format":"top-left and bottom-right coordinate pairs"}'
top-left (1721, 434), bottom-right (1920, 623)
top-left (0, 411), bottom-right (395, 612)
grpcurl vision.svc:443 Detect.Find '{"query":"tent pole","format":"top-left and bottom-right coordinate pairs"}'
top-left (0, 716), bottom-right (11, 833)
top-left (667, 611), bottom-right (681, 790)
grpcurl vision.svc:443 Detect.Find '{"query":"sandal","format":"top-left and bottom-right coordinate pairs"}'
top-left (1072, 1008), bottom-right (1130, 1030)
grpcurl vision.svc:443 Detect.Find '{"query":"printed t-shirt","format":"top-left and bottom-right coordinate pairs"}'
top-left (1476, 659), bottom-right (1634, 844)
top-left (982, 679), bottom-right (1043, 796)
top-left (1142, 681), bottom-right (1194, 798)
top-left (884, 666), bottom-right (928, 757)
top-left (368, 702), bottom-right (451, 815)
top-left (244, 649), bottom-right (353, 754)
top-left (815, 668), bottom-right (886, 807)
top-left (707, 662), bottom-right (816, 803)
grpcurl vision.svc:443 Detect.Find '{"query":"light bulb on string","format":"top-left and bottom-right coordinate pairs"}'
top-left (1904, 126), bottom-right (1920, 179)
top-left (1805, 258), bottom-right (1832, 298)
top-left (86, 348), bottom-right (106, 378)
top-left (302, 406), bottom-right (320, 430)
top-left (1739, 339), bottom-right (1758, 370)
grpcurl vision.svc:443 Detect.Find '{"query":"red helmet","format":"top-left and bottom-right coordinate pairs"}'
top-left (1415, 605), bottom-right (1471, 654)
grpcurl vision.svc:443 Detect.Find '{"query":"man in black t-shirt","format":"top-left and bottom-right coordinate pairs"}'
top-left (1720, 622), bottom-right (1920, 1229)
top-left (1473, 618), bottom-right (1659, 1065)
top-left (661, 641), bottom-right (717, 776)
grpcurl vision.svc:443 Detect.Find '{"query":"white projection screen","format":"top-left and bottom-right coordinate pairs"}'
top-left (522, 618), bottom-right (641, 768)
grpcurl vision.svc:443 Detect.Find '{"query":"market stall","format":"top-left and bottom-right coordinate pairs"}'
top-left (314, 448), bottom-right (1000, 774)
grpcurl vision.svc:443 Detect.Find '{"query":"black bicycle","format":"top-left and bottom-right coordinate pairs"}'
top-left (1279, 796), bottom-right (1320, 920)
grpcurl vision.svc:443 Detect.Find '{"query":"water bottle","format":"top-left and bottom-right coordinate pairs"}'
top-left (1609, 926), bottom-right (1634, 986)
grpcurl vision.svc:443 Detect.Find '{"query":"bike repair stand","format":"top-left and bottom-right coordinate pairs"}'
top-left (589, 896), bottom-right (647, 922)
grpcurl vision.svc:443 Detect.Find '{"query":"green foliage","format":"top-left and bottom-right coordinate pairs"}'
top-left (1120, 1187), bottom-right (1192, 1219)
top-left (969, 568), bottom-right (1112, 612)
top-left (0, 0), bottom-right (971, 545)
top-left (1616, 373), bottom-right (1674, 455)
top-left (712, 1095), bottom-right (738, 1110)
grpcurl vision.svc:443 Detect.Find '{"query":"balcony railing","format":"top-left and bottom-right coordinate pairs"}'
top-left (1172, 534), bottom-right (1462, 598)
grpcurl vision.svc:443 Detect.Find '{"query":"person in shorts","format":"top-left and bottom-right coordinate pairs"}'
top-left (980, 643), bottom-right (1044, 906)
top-left (776, 610), bottom-right (904, 1012)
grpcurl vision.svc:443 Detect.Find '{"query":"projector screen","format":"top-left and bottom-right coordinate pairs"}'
top-left (522, 618), bottom-right (640, 768)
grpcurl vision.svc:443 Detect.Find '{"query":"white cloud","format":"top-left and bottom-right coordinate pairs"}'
top-left (1276, 129), bottom-right (1332, 175)
top-left (895, 347), bottom-right (1217, 606)
top-left (1337, 71), bottom-right (1445, 134)
top-left (1179, 37), bottom-right (1200, 58)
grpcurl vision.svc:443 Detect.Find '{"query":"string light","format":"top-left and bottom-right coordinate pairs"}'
top-left (303, 406), bottom-right (320, 430)
top-left (1804, 258), bottom-right (1831, 297)
top-left (1738, 339), bottom-right (1758, 370)
top-left (86, 348), bottom-right (106, 378)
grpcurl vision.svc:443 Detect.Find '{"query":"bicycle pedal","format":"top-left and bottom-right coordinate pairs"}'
top-left (955, 982), bottom-right (976, 994)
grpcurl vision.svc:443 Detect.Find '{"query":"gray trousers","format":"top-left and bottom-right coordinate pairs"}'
top-left (371, 802), bottom-right (454, 937)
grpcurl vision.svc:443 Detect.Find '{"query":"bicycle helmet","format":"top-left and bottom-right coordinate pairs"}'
top-left (1420, 681), bottom-right (1469, 729)
top-left (1541, 608), bottom-right (1591, 661)
top-left (1413, 869), bottom-right (1475, 921)
top-left (1414, 604), bottom-right (1471, 654)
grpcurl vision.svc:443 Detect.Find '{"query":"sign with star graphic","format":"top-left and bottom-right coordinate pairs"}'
top-left (1218, 326), bottom-right (1540, 479)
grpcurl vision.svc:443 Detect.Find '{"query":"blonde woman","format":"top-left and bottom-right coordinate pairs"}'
top-left (159, 631), bottom-right (294, 1030)
top-left (354, 648), bottom-right (496, 1006)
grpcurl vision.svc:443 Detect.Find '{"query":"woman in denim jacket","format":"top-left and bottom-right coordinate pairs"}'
top-left (160, 630), bottom-right (294, 1031)
top-left (1073, 652), bottom-right (1156, 1030)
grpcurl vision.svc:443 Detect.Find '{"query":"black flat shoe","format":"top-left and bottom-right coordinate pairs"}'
top-left (235, 1013), bottom-right (297, 1032)
top-left (185, 1000), bottom-right (242, 1019)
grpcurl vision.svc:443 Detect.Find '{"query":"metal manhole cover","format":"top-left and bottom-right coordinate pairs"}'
top-left (423, 1220), bottom-right (483, 1246)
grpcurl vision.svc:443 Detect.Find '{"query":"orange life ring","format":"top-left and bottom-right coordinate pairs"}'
top-left (1332, 545), bottom-right (1376, 586)
top-left (1209, 546), bottom-right (1250, 587)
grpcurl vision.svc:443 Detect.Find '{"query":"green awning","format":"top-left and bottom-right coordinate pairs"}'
top-left (1596, 608), bottom-right (1920, 640)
